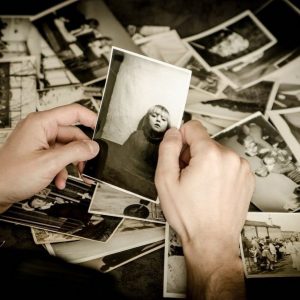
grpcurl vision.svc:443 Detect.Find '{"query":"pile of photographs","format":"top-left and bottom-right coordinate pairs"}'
top-left (0, 0), bottom-right (300, 297)
top-left (125, 0), bottom-right (300, 297)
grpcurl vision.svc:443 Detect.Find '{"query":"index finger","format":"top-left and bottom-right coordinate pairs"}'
top-left (42, 103), bottom-right (98, 129)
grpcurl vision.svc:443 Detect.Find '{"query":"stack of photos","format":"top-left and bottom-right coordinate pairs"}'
top-left (240, 212), bottom-right (300, 278)
top-left (83, 47), bottom-right (191, 202)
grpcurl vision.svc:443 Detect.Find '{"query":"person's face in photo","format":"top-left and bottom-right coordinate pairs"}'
top-left (30, 198), bottom-right (49, 209)
top-left (148, 107), bottom-right (169, 133)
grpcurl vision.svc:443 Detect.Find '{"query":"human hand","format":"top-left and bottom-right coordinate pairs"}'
top-left (155, 120), bottom-right (255, 298)
top-left (0, 104), bottom-right (99, 213)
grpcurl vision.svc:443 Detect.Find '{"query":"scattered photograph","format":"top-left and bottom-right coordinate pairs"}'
top-left (176, 50), bottom-right (228, 96)
top-left (266, 82), bottom-right (300, 111)
top-left (89, 184), bottom-right (165, 224)
top-left (79, 240), bottom-right (165, 273)
top-left (213, 112), bottom-right (300, 212)
top-left (184, 10), bottom-right (277, 69)
top-left (0, 17), bottom-right (32, 59)
top-left (0, 176), bottom-right (123, 242)
top-left (269, 107), bottom-right (300, 163)
top-left (45, 219), bottom-right (165, 263)
top-left (31, 227), bottom-right (79, 244)
top-left (219, 0), bottom-right (300, 89)
top-left (83, 47), bottom-right (191, 202)
top-left (139, 30), bottom-right (189, 65)
top-left (31, 0), bottom-right (112, 84)
top-left (241, 212), bottom-right (300, 278)
top-left (164, 224), bottom-right (186, 298)
top-left (0, 57), bottom-right (38, 128)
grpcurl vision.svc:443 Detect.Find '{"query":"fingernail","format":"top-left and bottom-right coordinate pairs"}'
top-left (83, 140), bottom-right (100, 155)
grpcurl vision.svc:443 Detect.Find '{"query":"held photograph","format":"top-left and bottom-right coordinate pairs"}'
top-left (241, 212), bottom-right (300, 278)
top-left (184, 10), bottom-right (276, 69)
top-left (269, 107), bottom-right (300, 163)
top-left (83, 47), bottom-right (191, 202)
top-left (213, 112), bottom-right (300, 212)
top-left (89, 184), bottom-right (165, 224)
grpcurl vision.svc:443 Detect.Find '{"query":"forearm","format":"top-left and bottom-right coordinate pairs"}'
top-left (183, 240), bottom-right (246, 300)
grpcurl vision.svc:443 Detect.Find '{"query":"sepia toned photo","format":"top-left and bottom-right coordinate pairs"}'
top-left (89, 184), bottom-right (165, 224)
top-left (46, 219), bottom-right (165, 264)
top-left (184, 10), bottom-right (276, 69)
top-left (269, 107), bottom-right (300, 163)
top-left (164, 224), bottom-right (186, 298)
top-left (83, 47), bottom-right (191, 202)
top-left (266, 82), bottom-right (300, 111)
top-left (241, 212), bottom-right (300, 278)
top-left (79, 240), bottom-right (164, 273)
top-left (0, 177), bottom-right (123, 242)
top-left (213, 112), bottom-right (300, 212)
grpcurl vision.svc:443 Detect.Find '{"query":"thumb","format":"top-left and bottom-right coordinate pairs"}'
top-left (155, 128), bottom-right (182, 188)
top-left (44, 140), bottom-right (100, 175)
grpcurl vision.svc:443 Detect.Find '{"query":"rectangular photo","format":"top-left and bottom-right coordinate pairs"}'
top-left (241, 212), bottom-right (300, 278)
top-left (266, 82), bottom-right (300, 111)
top-left (269, 107), bottom-right (300, 163)
top-left (163, 224), bottom-right (186, 298)
top-left (89, 184), bottom-right (165, 224)
top-left (83, 47), bottom-right (191, 202)
top-left (0, 176), bottom-right (123, 242)
top-left (184, 10), bottom-right (276, 69)
top-left (213, 112), bottom-right (300, 212)
top-left (45, 219), bottom-right (165, 263)
top-left (79, 240), bottom-right (165, 273)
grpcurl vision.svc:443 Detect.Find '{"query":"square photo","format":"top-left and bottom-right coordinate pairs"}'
top-left (184, 10), bottom-right (276, 69)
top-left (241, 212), bottom-right (300, 278)
top-left (83, 47), bottom-right (191, 202)
top-left (213, 112), bottom-right (300, 212)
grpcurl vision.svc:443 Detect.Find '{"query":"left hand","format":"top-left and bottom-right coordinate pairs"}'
top-left (0, 104), bottom-right (99, 213)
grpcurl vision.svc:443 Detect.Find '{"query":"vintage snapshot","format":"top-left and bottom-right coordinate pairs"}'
top-left (269, 107), bottom-right (300, 163)
top-left (138, 30), bottom-right (189, 65)
top-left (184, 10), bottom-right (277, 69)
top-left (89, 184), bottom-right (165, 224)
top-left (176, 50), bottom-right (228, 96)
top-left (266, 82), bottom-right (300, 111)
top-left (31, 0), bottom-right (112, 84)
top-left (219, 0), bottom-right (300, 89)
top-left (80, 240), bottom-right (164, 273)
top-left (45, 219), bottom-right (165, 263)
top-left (0, 17), bottom-right (32, 59)
top-left (241, 212), bottom-right (300, 278)
top-left (213, 112), bottom-right (300, 212)
top-left (31, 227), bottom-right (79, 245)
top-left (164, 224), bottom-right (186, 298)
top-left (83, 47), bottom-right (191, 202)
top-left (0, 176), bottom-right (123, 242)
top-left (0, 57), bottom-right (38, 128)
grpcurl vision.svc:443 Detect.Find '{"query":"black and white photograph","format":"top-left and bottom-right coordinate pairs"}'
top-left (0, 176), bottom-right (123, 241)
top-left (176, 51), bottom-right (228, 96)
top-left (80, 240), bottom-right (165, 273)
top-left (164, 224), bottom-right (186, 298)
top-left (269, 107), bottom-right (300, 163)
top-left (45, 219), bottom-right (165, 264)
top-left (241, 212), bottom-right (300, 278)
top-left (0, 57), bottom-right (38, 128)
top-left (31, 227), bottom-right (80, 244)
top-left (89, 184), bottom-right (165, 224)
top-left (266, 82), bottom-right (300, 111)
top-left (184, 10), bottom-right (276, 69)
top-left (83, 47), bottom-right (191, 202)
top-left (213, 112), bottom-right (300, 212)
top-left (218, 0), bottom-right (300, 89)
top-left (138, 30), bottom-right (189, 65)
top-left (0, 17), bottom-right (32, 59)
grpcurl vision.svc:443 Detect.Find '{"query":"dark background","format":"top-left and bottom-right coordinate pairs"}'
top-left (1, 0), bottom-right (299, 299)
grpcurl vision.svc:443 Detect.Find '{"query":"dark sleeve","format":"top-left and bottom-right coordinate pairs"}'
top-left (0, 248), bottom-right (126, 298)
